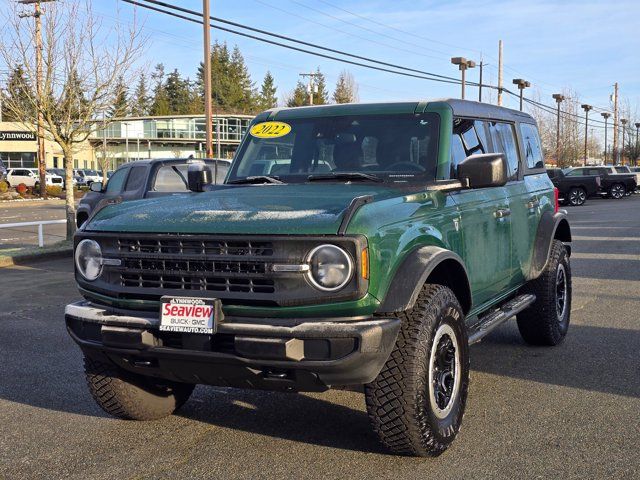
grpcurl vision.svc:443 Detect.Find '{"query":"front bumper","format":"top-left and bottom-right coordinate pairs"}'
top-left (65, 301), bottom-right (401, 392)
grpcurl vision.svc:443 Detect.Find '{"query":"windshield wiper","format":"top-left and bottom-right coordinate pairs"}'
top-left (227, 175), bottom-right (284, 185)
top-left (307, 172), bottom-right (383, 183)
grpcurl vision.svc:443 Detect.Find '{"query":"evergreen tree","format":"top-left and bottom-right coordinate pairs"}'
top-left (150, 63), bottom-right (170, 116)
top-left (131, 73), bottom-right (151, 116)
top-left (197, 41), bottom-right (257, 113)
top-left (257, 71), bottom-right (277, 110)
top-left (286, 80), bottom-right (310, 107)
top-left (165, 69), bottom-right (192, 114)
top-left (2, 65), bottom-right (33, 121)
top-left (109, 76), bottom-right (129, 117)
top-left (62, 69), bottom-right (90, 121)
top-left (333, 70), bottom-right (358, 104)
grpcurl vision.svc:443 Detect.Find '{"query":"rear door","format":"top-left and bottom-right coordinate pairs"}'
top-left (510, 122), bottom-right (550, 283)
top-left (450, 119), bottom-right (512, 308)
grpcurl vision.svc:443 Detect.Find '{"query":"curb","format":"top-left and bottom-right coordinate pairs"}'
top-left (0, 247), bottom-right (73, 268)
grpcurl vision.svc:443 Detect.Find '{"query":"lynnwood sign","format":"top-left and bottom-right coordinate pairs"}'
top-left (0, 131), bottom-right (37, 141)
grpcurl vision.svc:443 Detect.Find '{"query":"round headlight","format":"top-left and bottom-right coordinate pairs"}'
top-left (75, 239), bottom-right (103, 281)
top-left (306, 244), bottom-right (353, 291)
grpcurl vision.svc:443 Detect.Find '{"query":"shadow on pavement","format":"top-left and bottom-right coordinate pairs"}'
top-left (471, 323), bottom-right (640, 399)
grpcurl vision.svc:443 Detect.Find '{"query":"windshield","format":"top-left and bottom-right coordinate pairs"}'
top-left (614, 167), bottom-right (630, 173)
top-left (228, 113), bottom-right (440, 183)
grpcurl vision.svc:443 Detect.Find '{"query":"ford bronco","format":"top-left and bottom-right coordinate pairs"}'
top-left (66, 99), bottom-right (572, 457)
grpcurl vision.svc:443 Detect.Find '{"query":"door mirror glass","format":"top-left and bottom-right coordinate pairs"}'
top-left (187, 162), bottom-right (213, 192)
top-left (89, 181), bottom-right (103, 192)
top-left (457, 153), bottom-right (507, 189)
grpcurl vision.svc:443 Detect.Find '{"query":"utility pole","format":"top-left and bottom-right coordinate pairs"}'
top-left (478, 59), bottom-right (487, 103)
top-left (202, 0), bottom-right (213, 158)
top-left (635, 122), bottom-right (640, 166)
top-left (451, 57), bottom-right (476, 100)
top-left (612, 82), bottom-right (619, 165)
top-left (621, 119), bottom-right (628, 165)
top-left (581, 104), bottom-right (593, 166)
top-left (299, 72), bottom-right (319, 105)
top-left (552, 94), bottom-right (565, 167)
top-left (18, 0), bottom-right (56, 197)
top-left (513, 79), bottom-right (531, 111)
top-left (497, 40), bottom-right (503, 106)
top-left (601, 112), bottom-right (611, 164)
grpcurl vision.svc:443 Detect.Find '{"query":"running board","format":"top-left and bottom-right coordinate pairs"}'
top-left (468, 294), bottom-right (536, 345)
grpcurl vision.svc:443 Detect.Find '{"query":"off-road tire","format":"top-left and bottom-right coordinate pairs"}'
top-left (567, 187), bottom-right (587, 206)
top-left (84, 356), bottom-right (195, 420)
top-left (365, 284), bottom-right (469, 457)
top-left (517, 240), bottom-right (571, 346)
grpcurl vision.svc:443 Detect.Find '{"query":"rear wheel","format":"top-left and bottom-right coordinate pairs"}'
top-left (567, 187), bottom-right (587, 206)
top-left (609, 183), bottom-right (625, 199)
top-left (517, 240), bottom-right (571, 346)
top-left (84, 356), bottom-right (195, 420)
top-left (365, 284), bottom-right (469, 456)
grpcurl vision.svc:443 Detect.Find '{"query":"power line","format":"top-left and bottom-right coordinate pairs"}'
top-left (252, 0), bottom-right (449, 63)
top-left (123, 0), bottom-right (628, 131)
top-left (123, 0), bottom-right (469, 87)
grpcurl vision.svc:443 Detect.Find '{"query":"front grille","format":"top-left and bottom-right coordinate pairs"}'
top-left (116, 237), bottom-right (276, 295)
top-left (118, 238), bottom-right (274, 256)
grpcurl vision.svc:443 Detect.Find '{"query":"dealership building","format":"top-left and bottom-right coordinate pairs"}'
top-left (0, 113), bottom-right (254, 170)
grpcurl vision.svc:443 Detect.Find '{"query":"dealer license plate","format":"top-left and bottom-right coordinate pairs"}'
top-left (159, 296), bottom-right (219, 334)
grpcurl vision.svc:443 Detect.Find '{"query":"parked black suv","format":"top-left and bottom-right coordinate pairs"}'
top-left (565, 166), bottom-right (636, 199)
top-left (546, 168), bottom-right (599, 206)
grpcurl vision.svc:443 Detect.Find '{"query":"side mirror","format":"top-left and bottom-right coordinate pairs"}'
top-left (188, 162), bottom-right (213, 192)
top-left (457, 153), bottom-right (507, 189)
top-left (89, 181), bottom-right (103, 193)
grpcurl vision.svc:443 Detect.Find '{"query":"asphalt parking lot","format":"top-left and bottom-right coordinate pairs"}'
top-left (1, 196), bottom-right (638, 479)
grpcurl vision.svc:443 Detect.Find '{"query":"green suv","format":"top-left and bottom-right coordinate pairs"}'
top-left (66, 99), bottom-right (572, 457)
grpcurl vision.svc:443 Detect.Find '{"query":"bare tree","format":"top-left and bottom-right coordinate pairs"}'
top-left (0, 1), bottom-right (145, 238)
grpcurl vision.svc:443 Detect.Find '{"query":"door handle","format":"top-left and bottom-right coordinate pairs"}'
top-left (526, 199), bottom-right (540, 209)
top-left (494, 208), bottom-right (511, 219)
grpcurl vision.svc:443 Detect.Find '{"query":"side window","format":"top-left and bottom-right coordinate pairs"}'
top-left (565, 169), bottom-right (580, 176)
top-left (520, 123), bottom-right (544, 169)
top-left (105, 168), bottom-right (128, 193)
top-left (450, 134), bottom-right (467, 179)
top-left (488, 122), bottom-right (520, 180)
top-left (124, 166), bottom-right (147, 192)
top-left (153, 165), bottom-right (189, 192)
top-left (451, 118), bottom-right (489, 178)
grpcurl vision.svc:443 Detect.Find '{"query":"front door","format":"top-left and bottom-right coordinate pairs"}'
top-left (453, 188), bottom-right (512, 308)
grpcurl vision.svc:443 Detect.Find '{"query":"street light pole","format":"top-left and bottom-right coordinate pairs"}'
top-left (513, 79), bottom-right (531, 111)
top-left (601, 112), bottom-right (611, 164)
top-left (581, 104), bottom-right (593, 166)
top-left (478, 60), bottom-right (488, 102)
top-left (451, 57), bottom-right (476, 100)
top-left (123, 122), bottom-right (130, 162)
top-left (552, 94), bottom-right (565, 167)
top-left (620, 119), bottom-right (628, 165)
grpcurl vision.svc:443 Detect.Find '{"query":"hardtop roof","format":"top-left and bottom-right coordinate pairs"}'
top-left (264, 98), bottom-right (535, 124)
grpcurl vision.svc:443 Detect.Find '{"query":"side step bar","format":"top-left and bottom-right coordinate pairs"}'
top-left (468, 294), bottom-right (536, 345)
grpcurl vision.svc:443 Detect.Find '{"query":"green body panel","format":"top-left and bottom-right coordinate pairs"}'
top-left (80, 100), bottom-right (556, 321)
top-left (86, 184), bottom-right (399, 235)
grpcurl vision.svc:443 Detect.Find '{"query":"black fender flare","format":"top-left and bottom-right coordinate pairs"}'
top-left (529, 210), bottom-right (571, 279)
top-left (377, 246), bottom-right (472, 314)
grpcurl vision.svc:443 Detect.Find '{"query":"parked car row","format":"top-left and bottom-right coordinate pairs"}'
top-left (4, 168), bottom-right (64, 188)
top-left (547, 166), bottom-right (638, 206)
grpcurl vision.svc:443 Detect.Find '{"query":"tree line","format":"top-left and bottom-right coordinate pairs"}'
top-left (99, 41), bottom-right (359, 118)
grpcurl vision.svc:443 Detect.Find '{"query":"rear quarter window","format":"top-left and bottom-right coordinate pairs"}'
top-left (520, 123), bottom-right (544, 170)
